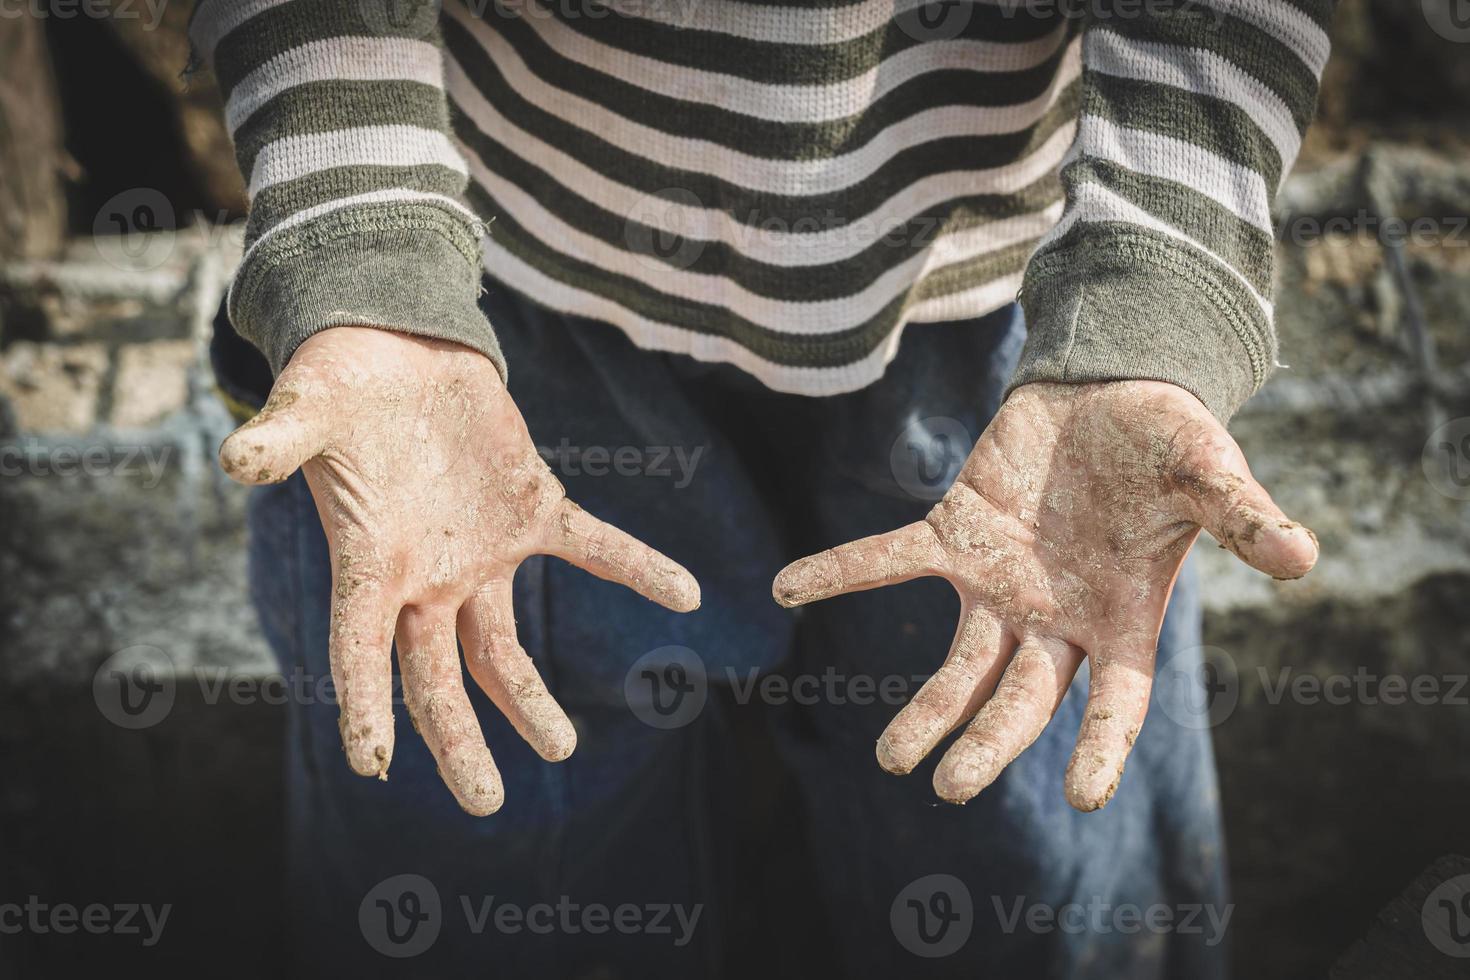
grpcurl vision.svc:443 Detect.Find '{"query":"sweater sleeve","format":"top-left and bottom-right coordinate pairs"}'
top-left (189, 0), bottom-right (504, 378)
top-left (1008, 0), bottom-right (1334, 421)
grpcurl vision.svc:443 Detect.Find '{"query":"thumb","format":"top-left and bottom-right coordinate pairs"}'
top-left (219, 385), bottom-right (330, 485)
top-left (1174, 441), bottom-right (1318, 581)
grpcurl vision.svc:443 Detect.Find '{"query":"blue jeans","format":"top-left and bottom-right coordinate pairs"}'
top-left (244, 285), bottom-right (1227, 978)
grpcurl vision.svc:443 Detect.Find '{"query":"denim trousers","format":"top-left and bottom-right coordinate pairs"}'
top-left (241, 283), bottom-right (1228, 978)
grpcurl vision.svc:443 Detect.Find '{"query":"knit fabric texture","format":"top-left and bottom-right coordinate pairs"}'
top-left (191, 0), bottom-right (1333, 419)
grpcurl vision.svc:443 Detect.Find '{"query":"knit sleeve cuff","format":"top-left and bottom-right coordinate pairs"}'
top-left (1007, 226), bottom-right (1275, 423)
top-left (227, 203), bottom-right (504, 380)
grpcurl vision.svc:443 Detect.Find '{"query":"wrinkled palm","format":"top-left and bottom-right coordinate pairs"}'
top-left (775, 381), bottom-right (1317, 811)
top-left (220, 327), bottom-right (699, 815)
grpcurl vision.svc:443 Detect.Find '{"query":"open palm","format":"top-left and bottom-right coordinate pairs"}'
top-left (220, 327), bottom-right (700, 815)
top-left (774, 381), bottom-right (1317, 811)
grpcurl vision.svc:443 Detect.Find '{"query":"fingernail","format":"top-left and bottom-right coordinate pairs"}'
top-left (772, 559), bottom-right (833, 608)
top-left (934, 747), bottom-right (997, 804)
top-left (1064, 755), bottom-right (1121, 812)
top-left (669, 575), bottom-right (701, 613)
top-left (1268, 521), bottom-right (1320, 581)
top-left (875, 735), bottom-right (916, 775)
top-left (648, 562), bottom-right (700, 612)
top-left (341, 719), bottom-right (392, 778)
top-left (444, 749), bottom-right (504, 817)
top-left (457, 779), bottom-right (505, 817)
top-left (537, 719), bottom-right (578, 763)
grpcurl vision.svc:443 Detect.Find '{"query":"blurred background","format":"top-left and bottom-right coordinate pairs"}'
top-left (1, 1), bottom-right (1469, 976)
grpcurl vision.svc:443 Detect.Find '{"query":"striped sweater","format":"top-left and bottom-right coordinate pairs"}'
top-left (190, 0), bottom-right (1333, 421)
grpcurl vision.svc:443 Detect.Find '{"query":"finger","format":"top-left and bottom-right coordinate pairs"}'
top-left (328, 578), bottom-right (399, 779)
top-left (875, 606), bottom-right (1012, 775)
top-left (218, 384), bottom-right (331, 485)
top-left (459, 580), bottom-right (577, 762)
top-left (544, 501), bottom-right (700, 612)
top-left (398, 608), bottom-right (504, 816)
top-left (1064, 638), bottom-right (1155, 812)
top-left (773, 521), bottom-right (945, 608)
top-left (1169, 430), bottom-right (1318, 580)
top-left (933, 637), bottom-right (1084, 804)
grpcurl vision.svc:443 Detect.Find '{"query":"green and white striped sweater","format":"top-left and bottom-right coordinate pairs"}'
top-left (191, 0), bottom-right (1333, 420)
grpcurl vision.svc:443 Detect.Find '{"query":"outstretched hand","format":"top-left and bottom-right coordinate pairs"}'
top-left (219, 326), bottom-right (700, 815)
top-left (774, 381), bottom-right (1316, 811)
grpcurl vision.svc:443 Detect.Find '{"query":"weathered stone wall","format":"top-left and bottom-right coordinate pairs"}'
top-left (1199, 146), bottom-right (1470, 976)
top-left (0, 229), bottom-right (288, 973)
top-left (0, 227), bottom-right (262, 678)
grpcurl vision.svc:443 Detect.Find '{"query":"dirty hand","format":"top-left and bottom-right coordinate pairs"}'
top-left (773, 380), bottom-right (1317, 811)
top-left (218, 326), bottom-right (700, 815)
